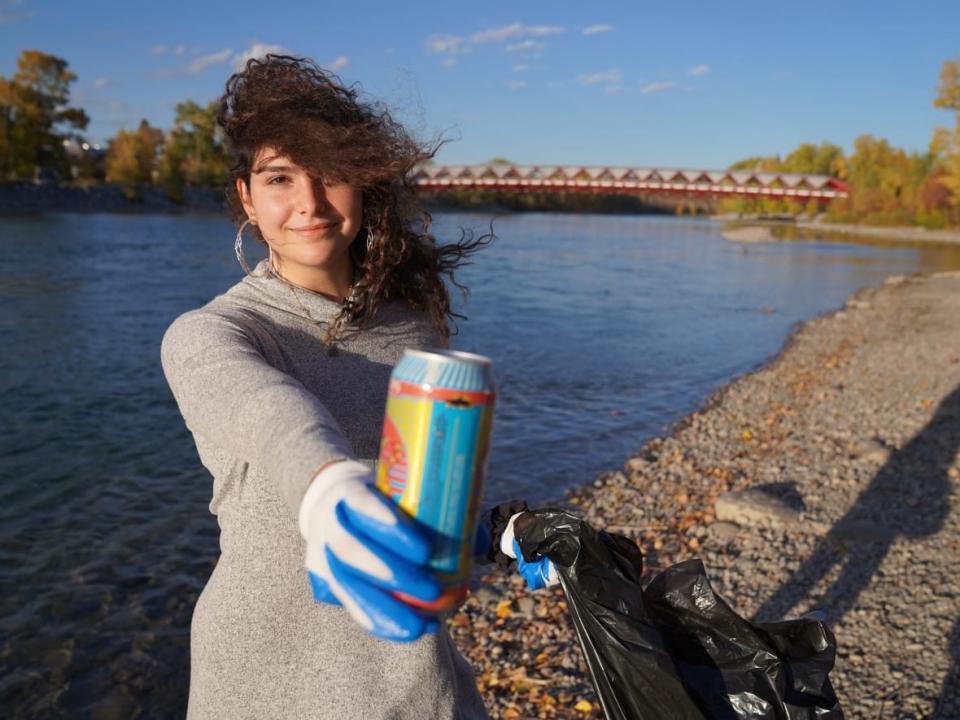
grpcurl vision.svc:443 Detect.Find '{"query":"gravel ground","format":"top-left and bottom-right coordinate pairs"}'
top-left (450, 270), bottom-right (960, 719)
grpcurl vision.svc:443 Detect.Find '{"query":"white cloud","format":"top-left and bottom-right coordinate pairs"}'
top-left (526, 25), bottom-right (564, 37)
top-left (578, 69), bottom-right (622, 86)
top-left (687, 64), bottom-right (710, 77)
top-left (506, 39), bottom-right (545, 54)
top-left (151, 43), bottom-right (190, 57)
top-left (604, 85), bottom-right (623, 94)
top-left (328, 55), bottom-right (350, 72)
top-left (153, 45), bottom-right (236, 78)
top-left (507, 80), bottom-right (527, 91)
top-left (232, 43), bottom-right (291, 70)
top-left (93, 77), bottom-right (115, 89)
top-left (641, 81), bottom-right (676, 95)
top-left (582, 24), bottom-right (614, 35)
top-left (425, 34), bottom-right (467, 55)
top-left (427, 22), bottom-right (563, 64)
top-left (186, 48), bottom-right (232, 75)
top-left (513, 64), bottom-right (528, 73)
top-left (470, 23), bottom-right (524, 44)
top-left (442, 58), bottom-right (457, 69)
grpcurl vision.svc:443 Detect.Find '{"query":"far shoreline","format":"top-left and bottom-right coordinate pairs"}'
top-left (716, 215), bottom-right (960, 246)
top-left (3, 181), bottom-right (960, 247)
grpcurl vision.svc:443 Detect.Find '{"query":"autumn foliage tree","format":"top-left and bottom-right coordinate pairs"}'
top-left (157, 100), bottom-right (229, 202)
top-left (929, 58), bottom-right (960, 220)
top-left (0, 50), bottom-right (89, 180)
top-left (105, 120), bottom-right (165, 200)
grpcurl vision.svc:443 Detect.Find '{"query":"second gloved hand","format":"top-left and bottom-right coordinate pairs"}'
top-left (501, 512), bottom-right (560, 590)
top-left (298, 460), bottom-right (441, 642)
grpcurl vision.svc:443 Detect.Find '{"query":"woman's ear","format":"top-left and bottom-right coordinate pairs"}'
top-left (236, 177), bottom-right (257, 225)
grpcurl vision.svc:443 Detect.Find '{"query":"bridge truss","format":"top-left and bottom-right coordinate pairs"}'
top-left (411, 164), bottom-right (849, 202)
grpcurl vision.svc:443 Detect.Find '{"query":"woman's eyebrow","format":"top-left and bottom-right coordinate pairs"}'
top-left (253, 164), bottom-right (297, 174)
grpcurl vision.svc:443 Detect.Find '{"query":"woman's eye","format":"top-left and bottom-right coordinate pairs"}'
top-left (268, 175), bottom-right (289, 185)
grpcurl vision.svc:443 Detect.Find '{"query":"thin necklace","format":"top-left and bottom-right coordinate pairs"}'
top-left (269, 263), bottom-right (355, 356)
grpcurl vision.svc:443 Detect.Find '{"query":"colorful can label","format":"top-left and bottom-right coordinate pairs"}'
top-left (377, 349), bottom-right (495, 610)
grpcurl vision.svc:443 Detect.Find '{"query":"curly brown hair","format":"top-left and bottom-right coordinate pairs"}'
top-left (216, 54), bottom-right (491, 346)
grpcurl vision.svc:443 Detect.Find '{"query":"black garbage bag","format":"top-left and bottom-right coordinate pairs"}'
top-left (510, 508), bottom-right (843, 720)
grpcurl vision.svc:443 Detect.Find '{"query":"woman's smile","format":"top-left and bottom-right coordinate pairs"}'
top-left (290, 221), bottom-right (341, 235)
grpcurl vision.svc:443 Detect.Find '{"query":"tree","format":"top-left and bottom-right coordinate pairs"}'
top-left (728, 155), bottom-right (781, 172)
top-left (782, 142), bottom-right (845, 177)
top-left (933, 57), bottom-right (960, 112)
top-left (931, 58), bottom-right (960, 215)
top-left (157, 99), bottom-right (229, 200)
top-left (0, 50), bottom-right (89, 180)
top-left (105, 120), bottom-right (164, 200)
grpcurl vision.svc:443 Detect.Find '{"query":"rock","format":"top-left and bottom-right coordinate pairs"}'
top-left (625, 457), bottom-right (646, 472)
top-left (850, 439), bottom-right (891, 464)
top-left (515, 596), bottom-right (534, 617)
top-left (714, 489), bottom-right (802, 526)
top-left (472, 587), bottom-right (498, 605)
top-left (722, 226), bottom-right (774, 243)
top-left (708, 521), bottom-right (740, 542)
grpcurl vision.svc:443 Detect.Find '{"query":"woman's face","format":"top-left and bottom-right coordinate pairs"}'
top-left (237, 147), bottom-right (363, 293)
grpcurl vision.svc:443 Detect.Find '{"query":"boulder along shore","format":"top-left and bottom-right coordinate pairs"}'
top-left (450, 271), bottom-right (960, 719)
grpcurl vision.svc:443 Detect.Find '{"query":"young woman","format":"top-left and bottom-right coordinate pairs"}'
top-left (160, 55), bottom-right (499, 719)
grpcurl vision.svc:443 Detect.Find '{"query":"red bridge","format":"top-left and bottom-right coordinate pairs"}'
top-left (412, 164), bottom-right (849, 202)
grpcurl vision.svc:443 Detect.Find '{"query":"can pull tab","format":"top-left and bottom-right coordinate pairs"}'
top-left (445, 396), bottom-right (473, 408)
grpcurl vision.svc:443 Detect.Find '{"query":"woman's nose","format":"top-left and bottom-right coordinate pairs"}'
top-left (297, 177), bottom-right (328, 214)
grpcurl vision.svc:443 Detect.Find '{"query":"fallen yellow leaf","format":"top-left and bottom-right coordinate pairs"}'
top-left (503, 709), bottom-right (521, 719)
top-left (741, 429), bottom-right (753, 441)
top-left (575, 699), bottom-right (593, 712)
top-left (495, 600), bottom-right (513, 619)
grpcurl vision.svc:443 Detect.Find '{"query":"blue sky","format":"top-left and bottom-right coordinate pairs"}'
top-left (2, 0), bottom-right (958, 169)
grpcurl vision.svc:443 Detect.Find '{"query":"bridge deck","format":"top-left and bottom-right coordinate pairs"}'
top-left (412, 164), bottom-right (848, 201)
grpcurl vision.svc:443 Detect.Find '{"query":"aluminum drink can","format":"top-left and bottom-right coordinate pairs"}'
top-left (376, 348), bottom-right (495, 611)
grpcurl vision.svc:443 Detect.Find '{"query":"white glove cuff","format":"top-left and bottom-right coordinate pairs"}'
top-left (500, 512), bottom-right (525, 559)
top-left (298, 459), bottom-right (372, 540)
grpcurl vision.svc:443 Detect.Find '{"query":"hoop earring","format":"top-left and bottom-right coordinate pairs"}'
top-left (235, 220), bottom-right (253, 275)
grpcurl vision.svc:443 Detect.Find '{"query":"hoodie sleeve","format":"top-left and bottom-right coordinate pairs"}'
top-left (160, 308), bottom-right (355, 517)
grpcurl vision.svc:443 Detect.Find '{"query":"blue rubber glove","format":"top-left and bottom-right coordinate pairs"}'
top-left (298, 460), bottom-right (441, 642)
top-left (500, 512), bottom-right (559, 590)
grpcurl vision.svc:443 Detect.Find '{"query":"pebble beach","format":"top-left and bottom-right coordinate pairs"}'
top-left (450, 270), bottom-right (960, 719)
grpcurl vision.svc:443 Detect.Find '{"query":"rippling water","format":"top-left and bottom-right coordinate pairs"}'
top-left (3, 211), bottom-right (959, 717)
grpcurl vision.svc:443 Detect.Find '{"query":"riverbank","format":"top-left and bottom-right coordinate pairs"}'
top-left (451, 270), bottom-right (960, 718)
top-left (721, 216), bottom-right (960, 245)
top-left (0, 181), bottom-right (225, 214)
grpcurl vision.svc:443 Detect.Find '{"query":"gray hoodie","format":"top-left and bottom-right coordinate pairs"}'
top-left (161, 261), bottom-right (488, 719)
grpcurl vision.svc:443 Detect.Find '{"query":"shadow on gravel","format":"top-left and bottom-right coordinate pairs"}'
top-left (752, 383), bottom-right (960, 706)
top-left (933, 618), bottom-right (960, 718)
